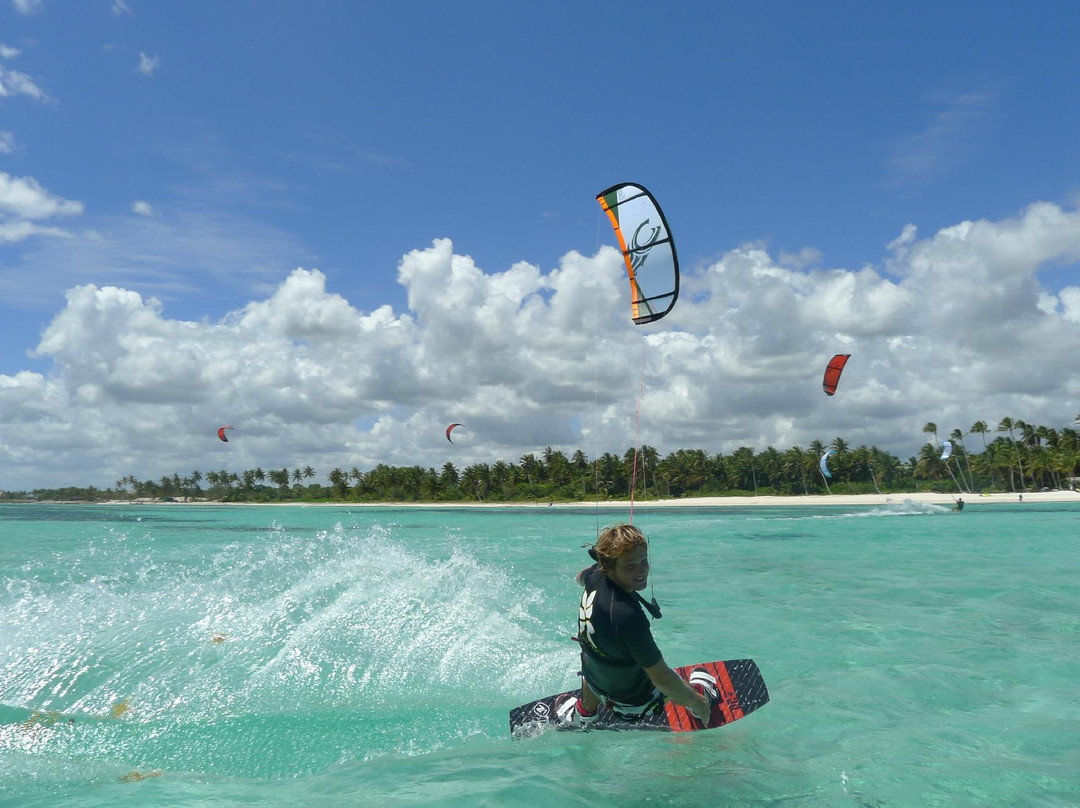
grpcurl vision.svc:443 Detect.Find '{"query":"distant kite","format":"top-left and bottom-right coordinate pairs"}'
top-left (446, 423), bottom-right (464, 444)
top-left (217, 426), bottom-right (234, 442)
top-left (822, 354), bottom-right (851, 396)
top-left (819, 449), bottom-right (836, 479)
top-left (940, 440), bottom-right (952, 461)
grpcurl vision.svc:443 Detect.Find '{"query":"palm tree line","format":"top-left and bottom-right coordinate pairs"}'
top-left (8, 415), bottom-right (1078, 503)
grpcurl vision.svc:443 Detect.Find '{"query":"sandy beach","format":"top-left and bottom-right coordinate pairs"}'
top-left (98, 490), bottom-right (1080, 508)
top-left (632, 490), bottom-right (1080, 508)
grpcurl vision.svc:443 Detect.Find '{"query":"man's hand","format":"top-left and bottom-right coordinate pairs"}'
top-left (645, 659), bottom-right (714, 725)
top-left (688, 669), bottom-right (719, 724)
top-left (687, 691), bottom-right (711, 724)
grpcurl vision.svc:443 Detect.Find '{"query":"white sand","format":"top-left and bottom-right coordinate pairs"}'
top-left (624, 490), bottom-right (1078, 508)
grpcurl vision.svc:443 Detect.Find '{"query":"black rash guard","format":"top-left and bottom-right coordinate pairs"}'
top-left (576, 564), bottom-right (662, 705)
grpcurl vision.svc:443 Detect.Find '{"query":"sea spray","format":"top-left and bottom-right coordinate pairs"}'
top-left (1, 516), bottom-right (571, 778)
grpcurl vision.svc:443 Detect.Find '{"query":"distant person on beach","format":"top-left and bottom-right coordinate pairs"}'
top-left (1019, 494), bottom-right (1024, 503)
top-left (954, 497), bottom-right (964, 511)
top-left (557, 524), bottom-right (715, 727)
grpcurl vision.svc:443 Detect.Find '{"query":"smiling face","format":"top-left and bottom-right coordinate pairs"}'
top-left (608, 543), bottom-right (650, 593)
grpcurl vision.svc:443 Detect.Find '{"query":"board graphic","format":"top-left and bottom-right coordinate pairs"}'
top-left (509, 658), bottom-right (768, 737)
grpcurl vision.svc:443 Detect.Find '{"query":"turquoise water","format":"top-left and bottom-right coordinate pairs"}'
top-left (1, 501), bottom-right (1077, 807)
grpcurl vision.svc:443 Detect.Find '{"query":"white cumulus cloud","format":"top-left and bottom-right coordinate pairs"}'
top-left (2, 199), bottom-right (1080, 490)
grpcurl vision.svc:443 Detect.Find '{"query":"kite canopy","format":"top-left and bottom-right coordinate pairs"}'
top-left (940, 440), bottom-right (953, 461)
top-left (217, 425), bottom-right (234, 442)
top-left (819, 449), bottom-right (836, 479)
top-left (822, 354), bottom-right (851, 396)
top-left (596, 182), bottom-right (679, 324)
top-left (446, 423), bottom-right (464, 444)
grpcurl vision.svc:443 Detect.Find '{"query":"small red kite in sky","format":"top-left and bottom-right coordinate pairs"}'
top-left (822, 354), bottom-right (851, 396)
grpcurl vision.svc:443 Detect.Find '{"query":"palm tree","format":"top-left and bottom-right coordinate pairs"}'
top-left (852, 446), bottom-right (882, 493)
top-left (440, 462), bottom-right (460, 489)
top-left (873, 450), bottom-right (905, 491)
top-left (707, 452), bottom-right (728, 491)
top-left (807, 439), bottom-right (827, 492)
top-left (519, 454), bottom-right (540, 486)
top-left (366, 464), bottom-right (392, 498)
top-left (461, 464), bottom-right (491, 501)
top-left (640, 445), bottom-right (660, 495)
top-left (758, 446), bottom-right (783, 490)
top-left (543, 448), bottom-right (571, 486)
top-left (997, 417), bottom-right (1027, 491)
top-left (782, 446), bottom-right (810, 494)
top-left (950, 428), bottom-right (976, 492)
top-left (829, 437), bottom-right (851, 481)
top-left (914, 443), bottom-right (948, 484)
top-left (596, 453), bottom-right (625, 497)
top-left (622, 448), bottom-right (643, 496)
top-left (327, 468), bottom-right (348, 498)
top-left (422, 468), bottom-right (441, 500)
top-left (571, 450), bottom-right (589, 473)
top-left (658, 449), bottom-right (708, 497)
top-left (729, 447), bottom-right (758, 494)
top-left (402, 466), bottom-right (425, 500)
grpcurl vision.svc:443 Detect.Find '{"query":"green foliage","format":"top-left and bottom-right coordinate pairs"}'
top-left (9, 416), bottom-right (1079, 503)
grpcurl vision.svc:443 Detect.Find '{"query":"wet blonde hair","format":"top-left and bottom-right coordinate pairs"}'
top-left (594, 524), bottom-right (647, 572)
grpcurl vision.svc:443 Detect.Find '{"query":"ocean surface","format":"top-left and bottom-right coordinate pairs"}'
top-left (1, 500), bottom-right (1077, 807)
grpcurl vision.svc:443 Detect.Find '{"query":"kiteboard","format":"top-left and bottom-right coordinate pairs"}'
top-left (509, 658), bottom-right (768, 737)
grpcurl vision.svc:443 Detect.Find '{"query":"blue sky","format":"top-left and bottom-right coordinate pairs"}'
top-left (2, 1), bottom-right (1080, 490)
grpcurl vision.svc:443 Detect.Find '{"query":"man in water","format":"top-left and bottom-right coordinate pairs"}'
top-left (954, 497), bottom-right (964, 511)
top-left (557, 523), bottom-right (715, 727)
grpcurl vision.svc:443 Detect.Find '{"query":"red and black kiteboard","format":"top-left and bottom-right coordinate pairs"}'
top-left (509, 658), bottom-right (768, 737)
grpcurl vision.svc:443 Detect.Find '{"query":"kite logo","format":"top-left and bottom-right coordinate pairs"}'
top-left (629, 219), bottom-right (662, 271)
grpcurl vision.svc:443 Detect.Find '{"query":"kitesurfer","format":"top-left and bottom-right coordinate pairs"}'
top-left (558, 524), bottom-right (715, 727)
top-left (954, 497), bottom-right (964, 511)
